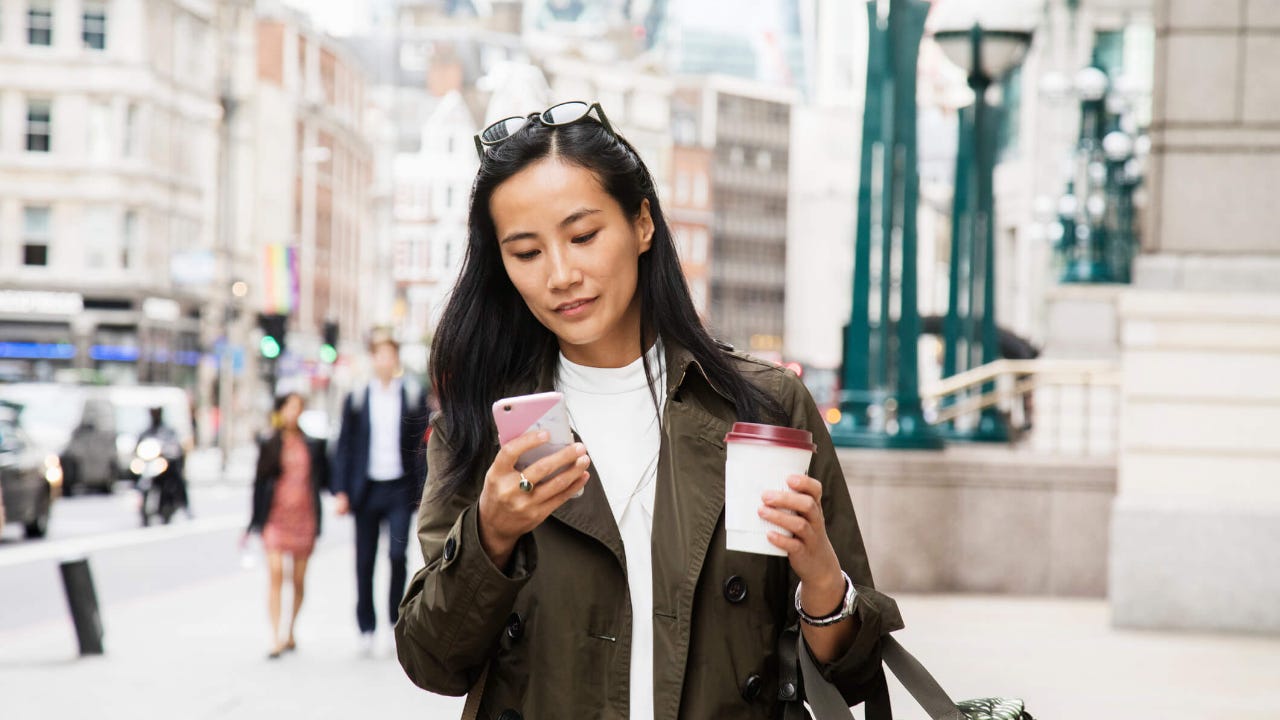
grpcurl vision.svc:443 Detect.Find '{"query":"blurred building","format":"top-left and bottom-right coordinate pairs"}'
top-left (0, 0), bottom-right (221, 388)
top-left (246, 3), bottom-right (374, 381)
top-left (347, 0), bottom-right (529, 372)
top-left (676, 76), bottom-right (795, 357)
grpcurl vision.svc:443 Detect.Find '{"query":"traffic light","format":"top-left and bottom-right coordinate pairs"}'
top-left (320, 321), bottom-right (339, 364)
top-left (258, 313), bottom-right (288, 359)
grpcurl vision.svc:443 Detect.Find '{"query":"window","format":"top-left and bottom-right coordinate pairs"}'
top-left (122, 210), bottom-right (138, 268)
top-left (124, 103), bottom-right (140, 157)
top-left (675, 171), bottom-right (691, 204)
top-left (88, 101), bottom-right (112, 161)
top-left (28, 0), bottom-right (53, 46)
top-left (83, 1), bottom-right (107, 50)
top-left (729, 146), bottom-right (745, 167)
top-left (26, 99), bottom-right (51, 152)
top-left (23, 206), bottom-right (52, 267)
top-left (84, 206), bottom-right (115, 268)
top-left (755, 150), bottom-right (772, 171)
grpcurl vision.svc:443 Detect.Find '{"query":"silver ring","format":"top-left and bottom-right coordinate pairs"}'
top-left (518, 473), bottom-right (534, 493)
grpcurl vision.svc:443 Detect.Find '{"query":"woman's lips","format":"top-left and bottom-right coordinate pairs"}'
top-left (556, 297), bottom-right (596, 317)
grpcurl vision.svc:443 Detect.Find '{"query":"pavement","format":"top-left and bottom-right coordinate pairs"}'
top-left (1, 478), bottom-right (1278, 719)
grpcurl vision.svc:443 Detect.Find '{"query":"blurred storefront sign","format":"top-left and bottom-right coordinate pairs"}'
top-left (0, 290), bottom-right (84, 316)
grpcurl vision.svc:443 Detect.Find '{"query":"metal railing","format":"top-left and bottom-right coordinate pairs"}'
top-left (919, 358), bottom-right (1122, 456)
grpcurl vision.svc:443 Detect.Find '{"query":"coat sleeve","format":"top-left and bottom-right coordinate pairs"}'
top-left (394, 419), bottom-right (538, 696)
top-left (248, 438), bottom-right (272, 533)
top-left (776, 371), bottom-right (904, 705)
top-left (331, 393), bottom-right (353, 496)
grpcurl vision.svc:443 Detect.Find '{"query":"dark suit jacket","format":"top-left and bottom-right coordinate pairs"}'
top-left (331, 380), bottom-right (429, 510)
top-left (249, 431), bottom-right (329, 536)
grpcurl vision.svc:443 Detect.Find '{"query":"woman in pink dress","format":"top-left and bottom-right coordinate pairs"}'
top-left (247, 392), bottom-right (330, 658)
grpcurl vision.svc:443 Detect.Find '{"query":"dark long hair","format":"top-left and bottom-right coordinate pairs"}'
top-left (429, 115), bottom-right (781, 499)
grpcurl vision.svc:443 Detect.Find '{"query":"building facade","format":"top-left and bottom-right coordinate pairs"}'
top-left (676, 76), bottom-right (795, 358)
top-left (250, 5), bottom-right (373, 379)
top-left (0, 0), bottom-right (221, 389)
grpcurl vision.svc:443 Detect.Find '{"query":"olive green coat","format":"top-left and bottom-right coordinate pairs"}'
top-left (395, 340), bottom-right (903, 719)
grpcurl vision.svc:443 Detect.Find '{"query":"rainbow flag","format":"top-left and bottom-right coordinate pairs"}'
top-left (263, 244), bottom-right (299, 314)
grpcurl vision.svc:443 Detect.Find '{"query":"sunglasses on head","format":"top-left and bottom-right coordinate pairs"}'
top-left (474, 101), bottom-right (614, 160)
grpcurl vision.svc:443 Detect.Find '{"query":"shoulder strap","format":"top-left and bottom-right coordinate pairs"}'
top-left (796, 633), bottom-right (963, 720)
top-left (460, 665), bottom-right (489, 720)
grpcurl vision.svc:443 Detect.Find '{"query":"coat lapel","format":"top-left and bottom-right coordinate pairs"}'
top-left (532, 355), bottom-right (628, 567)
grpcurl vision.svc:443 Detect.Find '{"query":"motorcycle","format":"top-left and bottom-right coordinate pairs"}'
top-left (131, 435), bottom-right (185, 526)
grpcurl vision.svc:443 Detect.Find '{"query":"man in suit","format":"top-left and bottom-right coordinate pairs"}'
top-left (332, 329), bottom-right (429, 655)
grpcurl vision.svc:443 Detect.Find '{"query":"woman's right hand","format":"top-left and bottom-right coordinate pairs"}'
top-left (476, 431), bottom-right (591, 570)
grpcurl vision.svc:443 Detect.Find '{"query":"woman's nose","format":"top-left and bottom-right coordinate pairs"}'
top-left (545, 246), bottom-right (581, 290)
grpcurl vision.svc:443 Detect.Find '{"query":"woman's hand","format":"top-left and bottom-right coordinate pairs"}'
top-left (477, 431), bottom-right (591, 570)
top-left (759, 474), bottom-right (845, 616)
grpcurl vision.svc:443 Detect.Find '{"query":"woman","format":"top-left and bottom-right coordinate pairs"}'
top-left (395, 102), bottom-right (901, 718)
top-left (247, 392), bottom-right (329, 659)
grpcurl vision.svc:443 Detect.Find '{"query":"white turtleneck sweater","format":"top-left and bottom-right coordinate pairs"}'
top-left (556, 339), bottom-right (665, 720)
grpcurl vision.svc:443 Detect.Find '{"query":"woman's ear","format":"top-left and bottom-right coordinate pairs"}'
top-left (635, 198), bottom-right (655, 254)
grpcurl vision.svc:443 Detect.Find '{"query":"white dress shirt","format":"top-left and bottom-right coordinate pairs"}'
top-left (367, 378), bottom-right (405, 481)
top-left (557, 339), bottom-right (665, 720)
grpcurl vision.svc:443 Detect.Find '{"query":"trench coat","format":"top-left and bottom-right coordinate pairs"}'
top-left (395, 339), bottom-right (903, 719)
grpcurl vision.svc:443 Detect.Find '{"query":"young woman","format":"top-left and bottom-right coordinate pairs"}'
top-left (247, 392), bottom-right (329, 659)
top-left (395, 102), bottom-right (901, 718)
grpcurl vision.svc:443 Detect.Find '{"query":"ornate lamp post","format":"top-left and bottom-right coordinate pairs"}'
top-left (1053, 58), bottom-right (1148, 284)
top-left (932, 0), bottom-right (1035, 442)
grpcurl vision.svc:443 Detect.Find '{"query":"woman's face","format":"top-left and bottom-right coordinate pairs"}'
top-left (490, 158), bottom-right (653, 366)
top-left (279, 395), bottom-right (304, 428)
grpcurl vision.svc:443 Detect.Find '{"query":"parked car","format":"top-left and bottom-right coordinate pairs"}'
top-left (0, 383), bottom-right (117, 494)
top-left (107, 386), bottom-right (194, 481)
top-left (0, 401), bottom-right (60, 538)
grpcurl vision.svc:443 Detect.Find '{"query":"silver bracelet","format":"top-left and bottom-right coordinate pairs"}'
top-left (795, 570), bottom-right (857, 627)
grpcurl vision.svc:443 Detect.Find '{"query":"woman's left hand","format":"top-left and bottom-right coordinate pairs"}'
top-left (760, 475), bottom-right (845, 612)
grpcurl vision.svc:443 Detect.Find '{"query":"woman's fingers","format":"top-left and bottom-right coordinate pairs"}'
top-left (522, 442), bottom-right (588, 486)
top-left (761, 478), bottom-right (823, 524)
top-left (758, 505), bottom-right (812, 538)
top-left (534, 454), bottom-right (591, 499)
top-left (494, 430), bottom-right (551, 472)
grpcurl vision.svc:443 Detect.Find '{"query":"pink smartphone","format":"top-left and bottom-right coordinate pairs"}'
top-left (492, 391), bottom-right (576, 474)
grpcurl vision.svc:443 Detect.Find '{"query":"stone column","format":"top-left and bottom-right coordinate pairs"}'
top-left (1110, 0), bottom-right (1280, 632)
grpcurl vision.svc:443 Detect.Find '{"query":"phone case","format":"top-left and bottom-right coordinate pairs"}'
top-left (492, 391), bottom-right (574, 472)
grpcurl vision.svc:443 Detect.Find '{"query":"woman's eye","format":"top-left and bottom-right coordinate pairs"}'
top-left (572, 231), bottom-right (599, 244)
top-left (513, 250), bottom-right (540, 261)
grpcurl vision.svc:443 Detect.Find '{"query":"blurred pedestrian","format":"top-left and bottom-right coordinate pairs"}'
top-left (394, 103), bottom-right (898, 717)
top-left (246, 392), bottom-right (330, 659)
top-left (332, 330), bottom-right (429, 656)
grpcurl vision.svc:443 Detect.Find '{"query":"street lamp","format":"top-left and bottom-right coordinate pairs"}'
top-left (931, 0), bottom-right (1036, 442)
top-left (1053, 54), bottom-right (1147, 284)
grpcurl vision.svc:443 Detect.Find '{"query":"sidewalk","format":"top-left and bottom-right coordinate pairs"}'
top-left (3, 531), bottom-right (1277, 719)
top-left (0, 523), bottom-right (463, 720)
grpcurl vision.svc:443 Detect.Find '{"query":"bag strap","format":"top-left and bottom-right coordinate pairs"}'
top-left (796, 633), bottom-right (962, 720)
top-left (460, 665), bottom-right (489, 720)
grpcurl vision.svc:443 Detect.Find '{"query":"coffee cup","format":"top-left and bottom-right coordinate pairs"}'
top-left (723, 422), bottom-right (817, 556)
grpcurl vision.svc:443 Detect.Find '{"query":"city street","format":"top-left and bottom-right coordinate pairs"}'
top-left (3, 470), bottom-right (1278, 718)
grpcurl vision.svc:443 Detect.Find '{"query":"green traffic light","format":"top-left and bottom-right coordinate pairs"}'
top-left (260, 335), bottom-right (281, 359)
top-left (320, 344), bottom-right (338, 364)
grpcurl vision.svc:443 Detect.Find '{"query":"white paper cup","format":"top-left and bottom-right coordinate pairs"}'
top-left (724, 423), bottom-right (816, 556)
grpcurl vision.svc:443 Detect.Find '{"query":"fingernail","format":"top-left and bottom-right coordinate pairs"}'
top-left (539, 430), bottom-right (550, 440)
top-left (574, 443), bottom-right (586, 453)
top-left (761, 491), bottom-right (777, 503)
top-left (577, 455), bottom-right (590, 465)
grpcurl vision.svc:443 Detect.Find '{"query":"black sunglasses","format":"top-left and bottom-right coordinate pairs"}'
top-left (473, 101), bottom-right (614, 160)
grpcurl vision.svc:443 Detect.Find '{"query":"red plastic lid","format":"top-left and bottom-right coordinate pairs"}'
top-left (724, 422), bottom-right (816, 452)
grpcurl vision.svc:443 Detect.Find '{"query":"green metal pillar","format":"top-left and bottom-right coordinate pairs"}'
top-left (942, 104), bottom-right (974, 383)
top-left (841, 0), bottom-right (886, 433)
top-left (831, 0), bottom-right (941, 450)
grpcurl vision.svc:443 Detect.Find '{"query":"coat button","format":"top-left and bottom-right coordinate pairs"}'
top-left (779, 681), bottom-right (797, 700)
top-left (505, 613), bottom-right (523, 642)
top-left (497, 711), bottom-right (522, 720)
top-left (723, 575), bottom-right (747, 603)
top-left (741, 673), bottom-right (763, 702)
top-left (443, 536), bottom-right (457, 562)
